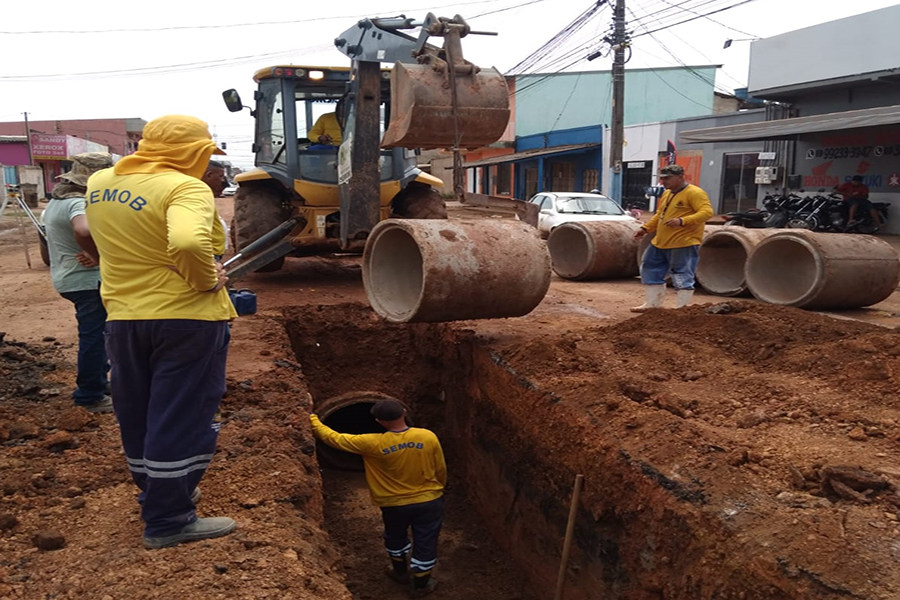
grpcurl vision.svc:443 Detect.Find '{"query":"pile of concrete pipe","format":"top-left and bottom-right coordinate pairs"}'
top-left (362, 219), bottom-right (551, 323)
top-left (697, 228), bottom-right (900, 309)
top-left (543, 220), bottom-right (899, 310)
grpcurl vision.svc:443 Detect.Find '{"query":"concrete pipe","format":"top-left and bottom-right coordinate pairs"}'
top-left (548, 221), bottom-right (642, 280)
top-left (745, 230), bottom-right (900, 309)
top-left (696, 228), bottom-right (784, 296)
top-left (363, 219), bottom-right (551, 323)
top-left (314, 391), bottom-right (410, 471)
top-left (635, 226), bottom-right (718, 273)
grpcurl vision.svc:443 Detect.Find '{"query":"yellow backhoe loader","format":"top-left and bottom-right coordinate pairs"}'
top-left (222, 13), bottom-right (512, 278)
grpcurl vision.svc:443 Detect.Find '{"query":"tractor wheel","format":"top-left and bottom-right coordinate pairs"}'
top-left (232, 184), bottom-right (291, 272)
top-left (392, 182), bottom-right (448, 219)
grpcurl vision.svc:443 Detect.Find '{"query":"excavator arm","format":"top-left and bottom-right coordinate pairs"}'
top-left (333, 13), bottom-right (511, 247)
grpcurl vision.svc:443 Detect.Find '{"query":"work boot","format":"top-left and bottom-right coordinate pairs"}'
top-left (386, 565), bottom-right (410, 584)
top-left (675, 289), bottom-right (694, 308)
top-left (80, 396), bottom-right (114, 414)
top-left (143, 517), bottom-right (236, 550)
top-left (409, 575), bottom-right (438, 598)
top-left (630, 284), bottom-right (666, 312)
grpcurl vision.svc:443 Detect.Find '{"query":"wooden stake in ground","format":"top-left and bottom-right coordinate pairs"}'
top-left (14, 200), bottom-right (32, 269)
top-left (553, 473), bottom-right (584, 600)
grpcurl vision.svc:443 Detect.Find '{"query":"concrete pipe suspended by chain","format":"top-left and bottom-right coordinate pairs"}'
top-left (745, 230), bottom-right (900, 309)
top-left (363, 219), bottom-right (551, 322)
top-left (548, 221), bottom-right (642, 280)
top-left (696, 228), bottom-right (785, 296)
top-left (313, 391), bottom-right (410, 471)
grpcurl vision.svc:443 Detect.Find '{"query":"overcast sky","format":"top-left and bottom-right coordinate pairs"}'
top-left (1, 0), bottom-right (896, 168)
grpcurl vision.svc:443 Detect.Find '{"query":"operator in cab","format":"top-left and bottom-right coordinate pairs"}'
top-left (308, 112), bottom-right (342, 146)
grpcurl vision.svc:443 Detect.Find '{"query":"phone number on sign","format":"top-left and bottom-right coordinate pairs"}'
top-left (806, 145), bottom-right (893, 159)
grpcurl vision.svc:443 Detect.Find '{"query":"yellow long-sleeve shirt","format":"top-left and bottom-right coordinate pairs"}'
top-left (85, 168), bottom-right (237, 321)
top-left (641, 184), bottom-right (713, 249)
top-left (308, 113), bottom-right (342, 145)
top-left (310, 414), bottom-right (446, 507)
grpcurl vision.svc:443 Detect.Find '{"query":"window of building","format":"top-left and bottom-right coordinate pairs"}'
top-left (525, 168), bottom-right (538, 199)
top-left (552, 162), bottom-right (575, 191)
top-left (496, 164), bottom-right (512, 196)
top-left (721, 153), bottom-right (760, 213)
top-left (583, 168), bottom-right (599, 192)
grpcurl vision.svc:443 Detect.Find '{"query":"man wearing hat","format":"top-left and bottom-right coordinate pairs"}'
top-left (632, 164), bottom-right (713, 311)
top-left (310, 398), bottom-right (446, 598)
top-left (43, 152), bottom-right (115, 413)
top-left (85, 115), bottom-right (237, 549)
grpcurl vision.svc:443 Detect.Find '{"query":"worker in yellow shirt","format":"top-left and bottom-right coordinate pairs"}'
top-left (632, 164), bottom-right (713, 311)
top-left (85, 115), bottom-right (237, 550)
top-left (308, 111), bottom-right (342, 146)
top-left (310, 398), bottom-right (446, 598)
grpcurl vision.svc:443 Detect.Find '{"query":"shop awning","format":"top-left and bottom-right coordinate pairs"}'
top-left (679, 104), bottom-right (900, 144)
top-left (463, 143), bottom-right (599, 168)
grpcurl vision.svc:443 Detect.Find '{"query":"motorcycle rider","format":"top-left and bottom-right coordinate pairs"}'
top-left (835, 175), bottom-right (882, 229)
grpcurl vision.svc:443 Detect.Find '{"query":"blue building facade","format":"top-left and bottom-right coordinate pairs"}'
top-left (463, 66), bottom-right (719, 202)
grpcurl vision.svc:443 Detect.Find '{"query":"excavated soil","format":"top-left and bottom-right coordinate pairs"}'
top-left (2, 203), bottom-right (900, 599)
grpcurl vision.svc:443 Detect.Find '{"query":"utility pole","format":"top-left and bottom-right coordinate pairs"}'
top-left (23, 112), bottom-right (34, 166)
top-left (609, 0), bottom-right (627, 203)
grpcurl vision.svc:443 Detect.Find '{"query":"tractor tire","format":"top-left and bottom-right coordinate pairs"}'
top-left (232, 184), bottom-right (291, 273)
top-left (392, 182), bottom-right (448, 219)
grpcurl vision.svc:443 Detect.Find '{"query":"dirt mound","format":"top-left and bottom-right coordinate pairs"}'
top-left (0, 327), bottom-right (351, 600)
top-left (490, 301), bottom-right (900, 598)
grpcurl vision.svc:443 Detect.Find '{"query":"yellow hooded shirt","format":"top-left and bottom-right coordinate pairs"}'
top-left (85, 115), bottom-right (237, 321)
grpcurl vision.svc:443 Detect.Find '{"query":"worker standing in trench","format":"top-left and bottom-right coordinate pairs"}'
top-left (631, 164), bottom-right (713, 311)
top-left (309, 398), bottom-right (446, 598)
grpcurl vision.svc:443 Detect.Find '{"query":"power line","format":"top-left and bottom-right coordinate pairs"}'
top-left (626, 6), bottom-right (735, 94)
top-left (507, 0), bottom-right (609, 75)
top-left (0, 45), bottom-right (333, 81)
top-left (0, 0), bottom-right (515, 35)
top-left (631, 0), bottom-right (761, 38)
top-left (654, 0), bottom-right (758, 37)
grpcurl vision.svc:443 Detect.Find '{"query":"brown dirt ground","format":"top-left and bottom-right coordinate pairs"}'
top-left (2, 198), bottom-right (900, 599)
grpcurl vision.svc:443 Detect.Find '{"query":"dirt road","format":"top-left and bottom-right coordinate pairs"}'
top-left (2, 199), bottom-right (900, 599)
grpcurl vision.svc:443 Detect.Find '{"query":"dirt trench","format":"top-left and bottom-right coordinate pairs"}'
top-left (285, 302), bottom-right (900, 600)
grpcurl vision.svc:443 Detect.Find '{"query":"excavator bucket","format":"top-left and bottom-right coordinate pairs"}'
top-left (382, 62), bottom-right (511, 150)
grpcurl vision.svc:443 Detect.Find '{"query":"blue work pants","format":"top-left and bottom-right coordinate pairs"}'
top-left (105, 319), bottom-right (230, 537)
top-left (59, 288), bottom-right (109, 405)
top-left (381, 497), bottom-right (445, 577)
top-left (640, 244), bottom-right (700, 290)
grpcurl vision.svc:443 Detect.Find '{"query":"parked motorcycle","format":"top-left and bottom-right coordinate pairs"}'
top-left (723, 193), bottom-right (795, 228)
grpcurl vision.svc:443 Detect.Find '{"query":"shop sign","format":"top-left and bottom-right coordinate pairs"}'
top-left (30, 134), bottom-right (68, 159)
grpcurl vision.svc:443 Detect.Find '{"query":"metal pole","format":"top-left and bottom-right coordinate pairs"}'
top-left (23, 112), bottom-right (34, 166)
top-left (609, 0), bottom-right (626, 203)
top-left (553, 474), bottom-right (584, 600)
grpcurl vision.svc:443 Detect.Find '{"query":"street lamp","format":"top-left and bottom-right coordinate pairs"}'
top-left (723, 38), bottom-right (759, 49)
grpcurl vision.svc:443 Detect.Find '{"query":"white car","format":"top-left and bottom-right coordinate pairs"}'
top-left (222, 185), bottom-right (237, 196)
top-left (528, 191), bottom-right (637, 238)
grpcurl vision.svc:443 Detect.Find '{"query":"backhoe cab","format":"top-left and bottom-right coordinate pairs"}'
top-left (221, 13), bottom-right (510, 279)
